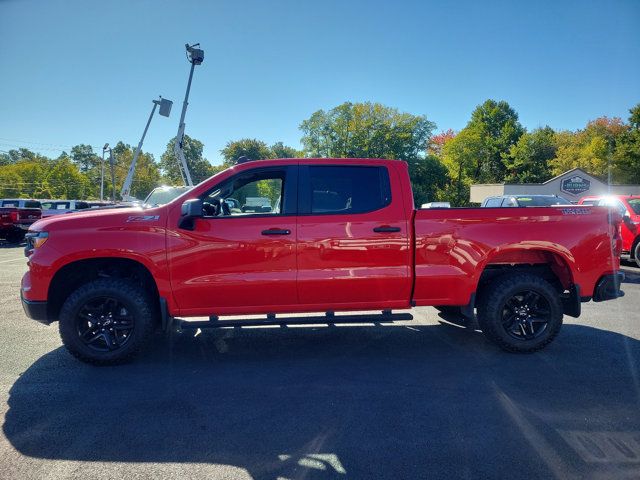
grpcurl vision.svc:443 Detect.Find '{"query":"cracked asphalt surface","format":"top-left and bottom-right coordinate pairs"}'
top-left (0, 243), bottom-right (639, 479)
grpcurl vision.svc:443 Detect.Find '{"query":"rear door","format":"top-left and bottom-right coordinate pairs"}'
top-left (296, 163), bottom-right (411, 310)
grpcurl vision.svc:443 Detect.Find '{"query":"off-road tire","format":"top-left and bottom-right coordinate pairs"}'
top-left (59, 278), bottom-right (155, 365)
top-left (477, 273), bottom-right (563, 353)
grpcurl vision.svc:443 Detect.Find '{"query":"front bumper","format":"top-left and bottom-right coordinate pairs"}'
top-left (20, 291), bottom-right (50, 324)
top-left (593, 272), bottom-right (625, 302)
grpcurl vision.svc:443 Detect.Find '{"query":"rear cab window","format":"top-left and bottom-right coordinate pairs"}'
top-left (300, 165), bottom-right (391, 214)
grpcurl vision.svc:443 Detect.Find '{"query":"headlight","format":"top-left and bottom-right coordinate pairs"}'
top-left (24, 231), bottom-right (48, 257)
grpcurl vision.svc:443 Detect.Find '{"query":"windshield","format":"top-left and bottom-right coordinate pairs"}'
top-left (144, 187), bottom-right (192, 207)
top-left (516, 196), bottom-right (571, 206)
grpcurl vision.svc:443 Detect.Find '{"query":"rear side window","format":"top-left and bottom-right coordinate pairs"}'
top-left (484, 197), bottom-right (502, 207)
top-left (1, 200), bottom-right (18, 207)
top-left (305, 166), bottom-right (391, 214)
top-left (24, 201), bottom-right (41, 208)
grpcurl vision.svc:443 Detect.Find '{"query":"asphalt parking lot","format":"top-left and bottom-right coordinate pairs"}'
top-left (0, 243), bottom-right (638, 480)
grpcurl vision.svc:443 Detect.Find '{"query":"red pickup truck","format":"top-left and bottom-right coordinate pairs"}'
top-left (21, 158), bottom-right (624, 364)
top-left (0, 199), bottom-right (42, 244)
top-left (579, 194), bottom-right (640, 267)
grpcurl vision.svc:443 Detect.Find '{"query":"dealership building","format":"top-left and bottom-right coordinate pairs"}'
top-left (470, 168), bottom-right (640, 204)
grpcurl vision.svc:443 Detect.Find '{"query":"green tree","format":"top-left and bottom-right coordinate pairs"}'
top-left (408, 156), bottom-right (450, 206)
top-left (550, 117), bottom-right (627, 178)
top-left (270, 141), bottom-right (301, 159)
top-left (300, 102), bottom-right (436, 160)
top-left (504, 126), bottom-right (556, 183)
top-left (111, 142), bottom-right (161, 200)
top-left (441, 99), bottom-right (524, 205)
top-left (220, 138), bottom-right (272, 165)
top-left (43, 156), bottom-right (90, 199)
top-left (159, 135), bottom-right (214, 185)
top-left (612, 104), bottom-right (640, 184)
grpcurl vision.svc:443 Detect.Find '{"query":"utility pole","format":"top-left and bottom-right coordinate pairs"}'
top-left (174, 43), bottom-right (204, 186)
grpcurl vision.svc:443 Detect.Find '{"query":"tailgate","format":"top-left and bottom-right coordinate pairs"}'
top-left (16, 208), bottom-right (42, 227)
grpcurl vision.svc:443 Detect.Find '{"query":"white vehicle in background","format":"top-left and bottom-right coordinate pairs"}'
top-left (40, 200), bottom-right (91, 217)
top-left (481, 195), bottom-right (573, 208)
top-left (143, 186), bottom-right (193, 207)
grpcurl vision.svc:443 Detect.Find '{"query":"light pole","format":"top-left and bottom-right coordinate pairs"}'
top-left (174, 43), bottom-right (204, 186)
top-left (101, 144), bottom-right (109, 201)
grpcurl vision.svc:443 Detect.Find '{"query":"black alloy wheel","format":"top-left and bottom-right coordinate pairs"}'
top-left (500, 290), bottom-right (551, 341)
top-left (76, 296), bottom-right (135, 352)
top-left (59, 278), bottom-right (155, 365)
top-left (476, 273), bottom-right (563, 353)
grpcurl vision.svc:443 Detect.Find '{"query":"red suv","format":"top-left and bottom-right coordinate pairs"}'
top-left (579, 195), bottom-right (640, 266)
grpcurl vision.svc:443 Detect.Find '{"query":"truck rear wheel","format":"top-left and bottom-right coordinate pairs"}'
top-left (477, 273), bottom-right (563, 353)
top-left (59, 278), bottom-right (155, 365)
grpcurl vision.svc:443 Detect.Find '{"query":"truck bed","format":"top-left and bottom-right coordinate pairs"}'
top-left (412, 206), bottom-right (619, 306)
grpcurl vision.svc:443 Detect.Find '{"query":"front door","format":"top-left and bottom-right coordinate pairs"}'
top-left (168, 165), bottom-right (298, 316)
top-left (296, 163), bottom-right (412, 310)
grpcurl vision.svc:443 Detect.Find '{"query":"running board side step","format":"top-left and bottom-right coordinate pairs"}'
top-left (176, 311), bottom-right (413, 330)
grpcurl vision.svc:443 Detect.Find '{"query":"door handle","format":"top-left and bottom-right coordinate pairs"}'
top-left (261, 228), bottom-right (291, 235)
top-left (373, 226), bottom-right (401, 233)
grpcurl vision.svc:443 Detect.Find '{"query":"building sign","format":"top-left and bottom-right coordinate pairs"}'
top-left (561, 175), bottom-right (591, 195)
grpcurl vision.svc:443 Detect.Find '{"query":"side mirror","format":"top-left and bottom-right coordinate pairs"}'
top-left (179, 198), bottom-right (203, 230)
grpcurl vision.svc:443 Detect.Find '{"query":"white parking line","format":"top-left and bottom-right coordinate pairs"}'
top-left (0, 257), bottom-right (25, 264)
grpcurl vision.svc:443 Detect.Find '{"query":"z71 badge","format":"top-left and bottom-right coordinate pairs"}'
top-left (126, 215), bottom-right (160, 222)
top-left (561, 208), bottom-right (590, 215)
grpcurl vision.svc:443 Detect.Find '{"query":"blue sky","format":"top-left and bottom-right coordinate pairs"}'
top-left (1, 0), bottom-right (639, 166)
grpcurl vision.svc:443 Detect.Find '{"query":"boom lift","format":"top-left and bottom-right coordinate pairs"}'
top-left (120, 96), bottom-right (173, 202)
top-left (174, 43), bottom-right (204, 186)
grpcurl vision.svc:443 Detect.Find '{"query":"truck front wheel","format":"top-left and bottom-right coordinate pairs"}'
top-left (59, 278), bottom-right (155, 365)
top-left (477, 273), bottom-right (563, 353)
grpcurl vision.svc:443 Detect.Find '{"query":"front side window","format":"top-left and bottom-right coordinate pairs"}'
top-left (202, 168), bottom-right (287, 217)
top-left (305, 166), bottom-right (391, 214)
top-left (484, 198), bottom-right (502, 207)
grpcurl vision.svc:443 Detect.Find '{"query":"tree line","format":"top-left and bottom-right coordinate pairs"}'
top-left (1, 99), bottom-right (638, 205)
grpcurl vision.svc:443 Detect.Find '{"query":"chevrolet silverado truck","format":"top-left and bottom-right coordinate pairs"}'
top-left (0, 199), bottom-right (42, 244)
top-left (20, 158), bottom-right (625, 364)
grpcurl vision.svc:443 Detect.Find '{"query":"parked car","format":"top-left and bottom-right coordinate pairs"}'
top-left (40, 200), bottom-right (91, 217)
top-left (481, 195), bottom-right (572, 207)
top-left (21, 158), bottom-right (624, 364)
top-left (0, 199), bottom-right (42, 243)
top-left (579, 194), bottom-right (640, 267)
top-left (87, 201), bottom-right (117, 209)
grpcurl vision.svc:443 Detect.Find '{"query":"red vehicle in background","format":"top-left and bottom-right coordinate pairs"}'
top-left (579, 195), bottom-right (640, 267)
top-left (0, 199), bottom-right (42, 244)
top-left (20, 158), bottom-right (625, 365)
